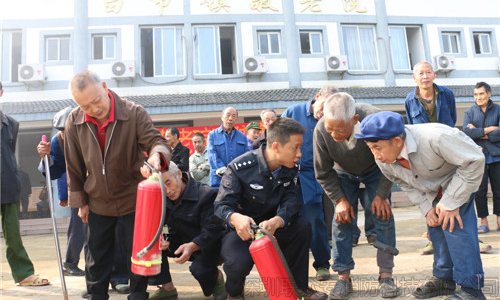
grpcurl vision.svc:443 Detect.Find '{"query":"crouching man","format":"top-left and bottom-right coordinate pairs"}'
top-left (214, 117), bottom-right (328, 300)
top-left (143, 162), bottom-right (227, 300)
top-left (357, 111), bottom-right (486, 300)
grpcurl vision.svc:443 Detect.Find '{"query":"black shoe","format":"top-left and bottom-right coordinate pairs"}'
top-left (63, 264), bottom-right (85, 276)
top-left (81, 290), bottom-right (90, 299)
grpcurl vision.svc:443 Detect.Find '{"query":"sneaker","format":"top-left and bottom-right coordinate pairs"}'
top-left (316, 267), bottom-right (331, 281)
top-left (149, 286), bottom-right (178, 300)
top-left (421, 242), bottom-right (434, 255)
top-left (444, 289), bottom-right (486, 300)
top-left (330, 279), bottom-right (353, 300)
top-left (367, 235), bottom-right (377, 245)
top-left (213, 270), bottom-right (227, 300)
top-left (63, 263), bottom-right (85, 276)
top-left (297, 287), bottom-right (328, 300)
top-left (479, 240), bottom-right (492, 253)
top-left (352, 237), bottom-right (359, 247)
top-left (379, 277), bottom-right (400, 298)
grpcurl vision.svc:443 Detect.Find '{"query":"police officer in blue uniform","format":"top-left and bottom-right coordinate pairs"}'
top-left (214, 117), bottom-right (327, 300)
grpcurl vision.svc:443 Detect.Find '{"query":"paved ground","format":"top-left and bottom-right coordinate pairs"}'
top-left (1, 205), bottom-right (499, 300)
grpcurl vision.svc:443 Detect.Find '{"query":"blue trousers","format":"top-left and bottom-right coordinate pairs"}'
top-left (64, 208), bottom-right (85, 268)
top-left (332, 168), bottom-right (397, 273)
top-left (429, 195), bottom-right (484, 289)
top-left (353, 188), bottom-right (377, 239)
top-left (298, 170), bottom-right (331, 270)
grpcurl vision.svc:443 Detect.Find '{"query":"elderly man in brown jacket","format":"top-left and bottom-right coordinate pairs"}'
top-left (64, 70), bottom-right (171, 300)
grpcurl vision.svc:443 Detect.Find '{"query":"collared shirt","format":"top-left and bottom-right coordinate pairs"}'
top-left (189, 149), bottom-right (210, 185)
top-left (375, 124), bottom-right (485, 216)
top-left (405, 83), bottom-right (456, 127)
top-left (207, 125), bottom-right (250, 188)
top-left (84, 91), bottom-right (115, 156)
top-left (345, 122), bottom-right (361, 150)
top-left (415, 85), bottom-right (438, 123)
top-left (214, 146), bottom-right (301, 228)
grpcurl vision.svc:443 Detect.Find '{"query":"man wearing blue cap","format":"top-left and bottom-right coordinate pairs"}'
top-left (313, 93), bottom-right (399, 300)
top-left (357, 111), bottom-right (486, 300)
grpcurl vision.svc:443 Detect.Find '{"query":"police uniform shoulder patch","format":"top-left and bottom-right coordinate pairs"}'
top-left (233, 156), bottom-right (256, 171)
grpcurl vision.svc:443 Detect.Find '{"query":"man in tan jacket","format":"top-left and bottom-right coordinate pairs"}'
top-left (64, 70), bottom-right (171, 300)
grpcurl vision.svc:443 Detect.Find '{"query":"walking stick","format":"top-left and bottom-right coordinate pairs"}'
top-left (42, 135), bottom-right (69, 300)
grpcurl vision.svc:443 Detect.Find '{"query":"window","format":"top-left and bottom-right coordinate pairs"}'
top-left (141, 26), bottom-right (185, 77)
top-left (342, 26), bottom-right (378, 71)
top-left (258, 31), bottom-right (280, 55)
top-left (193, 25), bottom-right (236, 75)
top-left (46, 36), bottom-right (70, 62)
top-left (441, 32), bottom-right (461, 54)
top-left (389, 26), bottom-right (425, 71)
top-left (1, 31), bottom-right (22, 82)
top-left (92, 34), bottom-right (116, 60)
top-left (299, 31), bottom-right (323, 54)
top-left (473, 32), bottom-right (492, 54)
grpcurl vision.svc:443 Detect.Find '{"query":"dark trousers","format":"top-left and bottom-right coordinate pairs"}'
top-left (220, 215), bottom-right (311, 298)
top-left (475, 162), bottom-right (500, 218)
top-left (429, 195), bottom-right (484, 289)
top-left (64, 208), bottom-right (85, 268)
top-left (148, 235), bottom-right (220, 296)
top-left (86, 211), bottom-right (148, 300)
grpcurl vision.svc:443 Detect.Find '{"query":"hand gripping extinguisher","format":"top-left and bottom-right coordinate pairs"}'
top-left (249, 225), bottom-right (300, 300)
top-left (131, 162), bottom-right (167, 276)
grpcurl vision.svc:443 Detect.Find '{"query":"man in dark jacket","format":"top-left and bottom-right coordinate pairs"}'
top-left (165, 127), bottom-right (190, 172)
top-left (463, 81), bottom-right (500, 233)
top-left (64, 70), bottom-right (171, 300)
top-left (1, 82), bottom-right (49, 286)
top-left (214, 117), bottom-right (327, 300)
top-left (147, 162), bottom-right (226, 300)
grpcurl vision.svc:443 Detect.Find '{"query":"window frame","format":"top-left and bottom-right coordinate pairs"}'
top-left (257, 31), bottom-right (281, 55)
top-left (441, 32), bottom-right (461, 55)
top-left (92, 34), bottom-right (117, 61)
top-left (1, 30), bottom-right (22, 83)
top-left (437, 27), bottom-right (467, 58)
top-left (341, 25), bottom-right (380, 71)
top-left (45, 35), bottom-right (70, 62)
top-left (39, 30), bottom-right (73, 65)
top-left (468, 27), bottom-right (498, 58)
top-left (192, 24), bottom-right (238, 76)
top-left (299, 30), bottom-right (324, 55)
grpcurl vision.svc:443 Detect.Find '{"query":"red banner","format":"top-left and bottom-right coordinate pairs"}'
top-left (158, 121), bottom-right (263, 155)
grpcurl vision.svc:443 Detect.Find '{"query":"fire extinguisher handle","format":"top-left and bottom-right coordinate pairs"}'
top-left (143, 160), bottom-right (159, 174)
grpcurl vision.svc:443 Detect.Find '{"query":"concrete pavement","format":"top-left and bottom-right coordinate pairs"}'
top-left (1, 205), bottom-right (499, 300)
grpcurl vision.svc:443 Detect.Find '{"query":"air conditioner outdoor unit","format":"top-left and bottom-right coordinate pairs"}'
top-left (434, 55), bottom-right (456, 72)
top-left (325, 55), bottom-right (348, 72)
top-left (111, 60), bottom-right (135, 78)
top-left (243, 56), bottom-right (268, 74)
top-left (18, 64), bottom-right (46, 82)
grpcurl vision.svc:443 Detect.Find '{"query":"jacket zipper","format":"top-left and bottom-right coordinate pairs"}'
top-left (85, 121), bottom-right (118, 175)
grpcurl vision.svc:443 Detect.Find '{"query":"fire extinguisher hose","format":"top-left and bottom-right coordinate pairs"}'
top-left (252, 225), bottom-right (301, 298)
top-left (136, 166), bottom-right (167, 259)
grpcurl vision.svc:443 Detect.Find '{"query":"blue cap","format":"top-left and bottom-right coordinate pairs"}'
top-left (354, 111), bottom-right (405, 141)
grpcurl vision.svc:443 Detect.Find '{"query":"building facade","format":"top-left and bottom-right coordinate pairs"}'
top-left (1, 0), bottom-right (499, 218)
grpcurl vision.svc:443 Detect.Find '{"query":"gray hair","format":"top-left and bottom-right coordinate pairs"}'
top-left (167, 161), bottom-right (180, 180)
top-left (324, 92), bottom-right (356, 122)
top-left (318, 85), bottom-right (339, 98)
top-left (413, 61), bottom-right (434, 74)
top-left (260, 109), bottom-right (277, 121)
top-left (69, 70), bottom-right (102, 94)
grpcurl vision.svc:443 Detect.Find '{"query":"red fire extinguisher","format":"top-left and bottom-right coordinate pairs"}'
top-left (249, 225), bottom-right (299, 300)
top-left (131, 164), bottom-right (167, 276)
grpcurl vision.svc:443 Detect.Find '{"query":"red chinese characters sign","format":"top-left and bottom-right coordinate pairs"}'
top-left (158, 121), bottom-right (263, 155)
